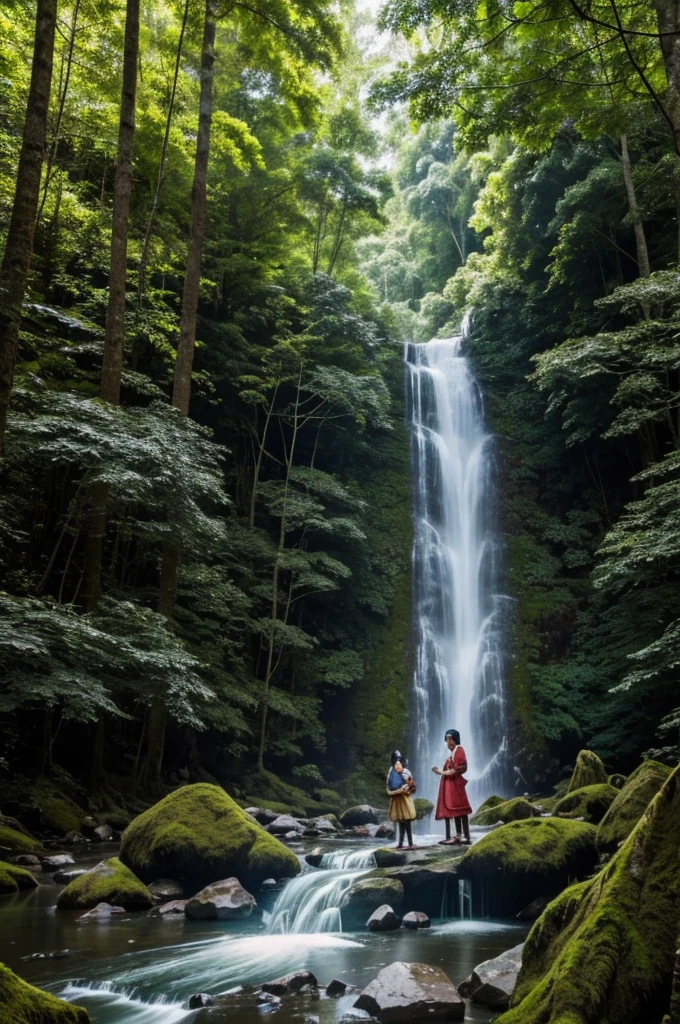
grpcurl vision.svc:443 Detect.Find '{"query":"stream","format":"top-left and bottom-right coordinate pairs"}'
top-left (0, 837), bottom-right (527, 1024)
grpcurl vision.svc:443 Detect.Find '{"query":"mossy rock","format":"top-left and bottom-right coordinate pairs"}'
top-left (40, 796), bottom-right (85, 836)
top-left (497, 763), bottom-right (680, 1024)
top-left (340, 876), bottom-right (404, 929)
top-left (56, 857), bottom-right (152, 910)
top-left (552, 784), bottom-right (618, 825)
top-left (567, 750), bottom-right (607, 793)
top-left (0, 861), bottom-right (39, 896)
top-left (0, 962), bottom-right (90, 1023)
top-left (120, 783), bottom-right (300, 893)
top-left (608, 773), bottom-right (627, 790)
top-left (475, 795), bottom-right (505, 813)
top-left (413, 798), bottom-right (434, 819)
top-left (596, 760), bottom-right (672, 855)
top-left (458, 818), bottom-right (598, 917)
top-left (0, 825), bottom-right (41, 856)
top-left (471, 797), bottom-right (539, 826)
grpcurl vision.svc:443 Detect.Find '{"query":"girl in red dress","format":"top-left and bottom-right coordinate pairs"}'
top-left (432, 728), bottom-right (473, 845)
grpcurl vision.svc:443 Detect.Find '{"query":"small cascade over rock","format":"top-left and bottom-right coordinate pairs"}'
top-left (266, 848), bottom-right (378, 934)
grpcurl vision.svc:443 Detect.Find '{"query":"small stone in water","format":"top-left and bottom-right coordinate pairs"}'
top-left (41, 854), bottom-right (75, 871)
top-left (260, 878), bottom-right (278, 890)
top-left (189, 993), bottom-right (215, 1008)
top-left (402, 911), bottom-right (431, 930)
top-left (326, 979), bottom-right (348, 997)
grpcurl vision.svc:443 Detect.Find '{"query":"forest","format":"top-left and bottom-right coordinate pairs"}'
top-left (1, 0), bottom-right (680, 1020)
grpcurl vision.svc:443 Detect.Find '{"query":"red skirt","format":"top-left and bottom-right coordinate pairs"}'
top-left (435, 773), bottom-right (472, 819)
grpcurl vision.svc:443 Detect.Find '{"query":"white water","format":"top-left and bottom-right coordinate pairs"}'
top-left (406, 328), bottom-right (509, 804)
top-left (267, 848), bottom-right (378, 934)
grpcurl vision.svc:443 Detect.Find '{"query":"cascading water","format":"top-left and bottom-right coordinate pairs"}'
top-left (406, 323), bottom-right (509, 805)
top-left (266, 849), bottom-right (378, 934)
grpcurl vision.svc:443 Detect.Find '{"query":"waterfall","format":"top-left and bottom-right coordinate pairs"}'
top-left (266, 849), bottom-right (378, 934)
top-left (406, 324), bottom-right (509, 805)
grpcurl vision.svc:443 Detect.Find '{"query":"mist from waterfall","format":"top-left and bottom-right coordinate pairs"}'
top-left (406, 324), bottom-right (509, 806)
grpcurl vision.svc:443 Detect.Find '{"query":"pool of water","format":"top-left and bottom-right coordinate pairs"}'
top-left (0, 837), bottom-right (527, 1023)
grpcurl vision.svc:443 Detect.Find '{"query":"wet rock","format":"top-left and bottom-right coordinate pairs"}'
top-left (284, 830), bottom-right (301, 840)
top-left (185, 877), bottom-right (257, 920)
top-left (367, 905), bottom-right (401, 931)
top-left (77, 902), bottom-right (126, 920)
top-left (365, 824), bottom-right (380, 838)
top-left (261, 970), bottom-right (318, 996)
top-left (304, 1016), bottom-right (320, 1024)
top-left (305, 847), bottom-right (324, 868)
top-left (313, 817), bottom-right (339, 833)
top-left (261, 878), bottom-right (278, 890)
top-left (42, 854), bottom-right (75, 872)
top-left (267, 815), bottom-right (304, 835)
top-left (353, 827), bottom-right (370, 837)
top-left (402, 911), bottom-right (430, 930)
top-left (63, 831), bottom-right (87, 845)
top-left (375, 823), bottom-right (395, 839)
top-left (21, 949), bottom-right (71, 962)
top-left (354, 962), bottom-right (464, 1022)
top-left (257, 992), bottom-right (282, 1008)
top-left (57, 857), bottom-right (153, 910)
top-left (93, 824), bottom-right (113, 842)
top-left (13, 855), bottom-right (41, 868)
top-left (327, 979), bottom-right (348, 997)
top-left (148, 878), bottom-right (183, 902)
top-left (149, 899), bottom-right (188, 917)
top-left (341, 876), bottom-right (404, 929)
top-left (378, 859), bottom-right (460, 918)
top-left (516, 896), bottom-right (547, 921)
top-left (247, 808), bottom-right (280, 826)
top-left (53, 868), bottom-right (87, 884)
top-left (189, 993), bottom-right (215, 1008)
top-left (340, 805), bottom-right (381, 827)
top-left (457, 942), bottom-right (523, 1009)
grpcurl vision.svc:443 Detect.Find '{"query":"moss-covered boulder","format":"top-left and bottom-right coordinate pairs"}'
top-left (475, 795), bottom-right (505, 813)
top-left (497, 763), bottom-right (680, 1024)
top-left (472, 797), bottom-right (539, 827)
top-left (0, 861), bottom-right (39, 896)
top-left (552, 784), bottom-right (618, 824)
top-left (0, 962), bottom-right (90, 1023)
top-left (596, 760), bottom-right (672, 855)
top-left (39, 795), bottom-right (85, 836)
top-left (458, 818), bottom-right (598, 917)
top-left (413, 798), bottom-right (434, 819)
top-left (567, 750), bottom-right (607, 793)
top-left (120, 783), bottom-right (300, 892)
top-left (0, 822), bottom-right (41, 856)
top-left (56, 857), bottom-right (152, 910)
top-left (340, 876), bottom-right (404, 929)
top-left (608, 773), bottom-right (627, 790)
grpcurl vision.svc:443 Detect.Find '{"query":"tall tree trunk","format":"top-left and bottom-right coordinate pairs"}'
top-left (99, 0), bottom-right (140, 405)
top-left (36, 0), bottom-right (82, 229)
top-left (172, 0), bottom-right (216, 416)
top-left (137, 0), bottom-right (190, 312)
top-left (85, 0), bottom-right (140, 787)
top-left (653, 0), bottom-right (680, 156)
top-left (142, 0), bottom-right (216, 787)
top-left (0, 0), bottom-right (57, 451)
top-left (620, 134), bottom-right (650, 279)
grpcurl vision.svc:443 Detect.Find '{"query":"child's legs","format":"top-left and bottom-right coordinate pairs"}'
top-left (454, 816), bottom-right (462, 836)
top-left (405, 820), bottom-right (413, 846)
top-left (445, 818), bottom-right (451, 840)
top-left (461, 816), bottom-right (470, 841)
top-left (397, 821), bottom-right (405, 847)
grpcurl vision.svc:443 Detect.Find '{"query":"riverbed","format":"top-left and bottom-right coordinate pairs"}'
top-left (0, 836), bottom-right (527, 1023)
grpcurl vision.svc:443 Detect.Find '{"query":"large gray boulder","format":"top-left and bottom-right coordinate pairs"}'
top-left (354, 962), bottom-right (464, 1022)
top-left (367, 904), bottom-right (401, 931)
top-left (457, 942), bottom-right (524, 1009)
top-left (185, 877), bottom-right (256, 920)
top-left (340, 805), bottom-right (382, 827)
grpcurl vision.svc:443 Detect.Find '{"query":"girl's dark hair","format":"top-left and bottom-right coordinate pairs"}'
top-left (391, 749), bottom-right (403, 764)
top-left (445, 729), bottom-right (461, 745)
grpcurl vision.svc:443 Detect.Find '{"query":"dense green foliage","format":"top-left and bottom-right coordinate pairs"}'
top-left (0, 0), bottom-right (412, 811)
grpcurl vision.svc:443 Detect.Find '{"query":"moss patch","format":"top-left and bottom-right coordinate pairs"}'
top-left (458, 817), bottom-right (598, 917)
top-left (56, 857), bottom-right (152, 910)
top-left (120, 783), bottom-right (300, 893)
top-left (0, 861), bottom-right (39, 896)
top-left (497, 763), bottom-right (680, 1024)
top-left (0, 962), bottom-right (90, 1023)
top-left (40, 796), bottom-right (85, 836)
top-left (553, 783), bottom-right (617, 824)
top-left (413, 798), bottom-right (434, 819)
top-left (0, 826), bottom-right (41, 855)
top-left (568, 750), bottom-right (607, 792)
top-left (596, 760), bottom-right (672, 854)
top-left (471, 797), bottom-right (539, 826)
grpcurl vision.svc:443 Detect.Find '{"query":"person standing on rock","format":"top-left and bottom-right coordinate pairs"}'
top-left (387, 749), bottom-right (417, 850)
top-left (433, 729), bottom-right (473, 845)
